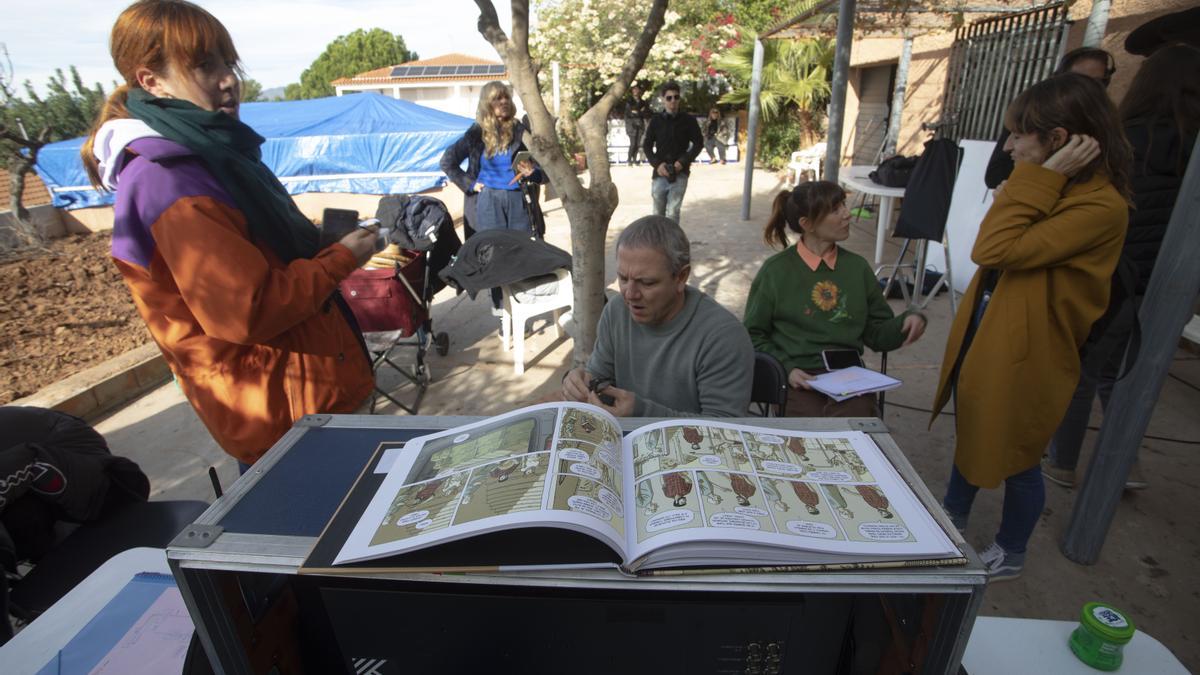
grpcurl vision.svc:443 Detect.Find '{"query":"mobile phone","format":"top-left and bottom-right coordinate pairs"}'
top-left (822, 349), bottom-right (864, 371)
top-left (320, 208), bottom-right (359, 247)
top-left (511, 151), bottom-right (533, 169)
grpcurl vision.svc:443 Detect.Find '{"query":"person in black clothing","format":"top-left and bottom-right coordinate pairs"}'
top-left (1043, 44), bottom-right (1200, 490)
top-left (642, 81), bottom-right (703, 223)
top-left (984, 47), bottom-right (1116, 189)
top-left (623, 83), bottom-right (650, 166)
top-left (702, 107), bottom-right (730, 164)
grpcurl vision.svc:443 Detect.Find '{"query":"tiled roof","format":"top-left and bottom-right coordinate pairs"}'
top-left (333, 53), bottom-right (506, 86)
top-left (0, 168), bottom-right (53, 209)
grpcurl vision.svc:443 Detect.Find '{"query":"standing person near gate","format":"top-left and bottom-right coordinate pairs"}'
top-left (1043, 43), bottom-right (1200, 491)
top-left (440, 81), bottom-right (544, 315)
top-left (642, 81), bottom-right (703, 223)
top-left (623, 82), bottom-right (650, 166)
top-left (80, 0), bottom-right (376, 467)
top-left (931, 74), bottom-right (1132, 581)
top-left (702, 107), bottom-right (729, 165)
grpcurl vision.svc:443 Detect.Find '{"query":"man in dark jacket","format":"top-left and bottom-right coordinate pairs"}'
top-left (642, 81), bottom-right (703, 223)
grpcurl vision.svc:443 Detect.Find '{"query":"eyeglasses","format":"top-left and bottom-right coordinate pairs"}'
top-left (664, 95), bottom-right (680, 101)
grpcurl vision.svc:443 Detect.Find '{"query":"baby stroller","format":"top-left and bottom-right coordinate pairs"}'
top-left (337, 197), bottom-right (458, 414)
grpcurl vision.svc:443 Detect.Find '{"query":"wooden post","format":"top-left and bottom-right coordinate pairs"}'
top-left (1062, 134), bottom-right (1200, 563)
top-left (824, 0), bottom-right (857, 183)
top-left (740, 38), bottom-right (765, 221)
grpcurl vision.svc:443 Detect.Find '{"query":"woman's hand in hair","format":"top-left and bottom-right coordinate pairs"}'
top-left (1042, 134), bottom-right (1100, 177)
top-left (788, 368), bottom-right (815, 391)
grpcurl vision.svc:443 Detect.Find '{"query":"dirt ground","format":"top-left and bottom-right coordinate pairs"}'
top-left (0, 232), bottom-right (151, 403)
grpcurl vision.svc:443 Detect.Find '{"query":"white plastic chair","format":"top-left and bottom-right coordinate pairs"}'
top-left (787, 142), bottom-right (827, 186)
top-left (500, 268), bottom-right (573, 375)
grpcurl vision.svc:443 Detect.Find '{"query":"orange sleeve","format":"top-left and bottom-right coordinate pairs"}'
top-left (150, 196), bottom-right (360, 345)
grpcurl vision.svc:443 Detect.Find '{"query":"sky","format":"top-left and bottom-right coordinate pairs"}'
top-left (2, 0), bottom-right (515, 94)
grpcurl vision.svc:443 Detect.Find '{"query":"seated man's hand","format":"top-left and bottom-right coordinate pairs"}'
top-left (788, 368), bottom-right (814, 391)
top-left (562, 367), bottom-right (592, 402)
top-left (901, 313), bottom-right (927, 347)
top-left (589, 384), bottom-right (635, 417)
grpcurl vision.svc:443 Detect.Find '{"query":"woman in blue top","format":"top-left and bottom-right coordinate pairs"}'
top-left (440, 81), bottom-right (544, 312)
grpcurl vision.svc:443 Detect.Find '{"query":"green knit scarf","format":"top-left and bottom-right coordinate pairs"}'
top-left (125, 88), bottom-right (319, 262)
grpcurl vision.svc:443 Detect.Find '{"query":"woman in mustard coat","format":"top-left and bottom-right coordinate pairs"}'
top-left (931, 74), bottom-right (1132, 581)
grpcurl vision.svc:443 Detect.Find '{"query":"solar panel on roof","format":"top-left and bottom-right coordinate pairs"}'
top-left (486, 64), bottom-right (506, 75)
top-left (436, 66), bottom-right (455, 76)
top-left (389, 66), bottom-right (408, 77)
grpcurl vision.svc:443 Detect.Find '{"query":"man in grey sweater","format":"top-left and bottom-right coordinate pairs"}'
top-left (562, 216), bottom-right (754, 417)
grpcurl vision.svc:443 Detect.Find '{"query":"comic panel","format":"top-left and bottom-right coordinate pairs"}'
top-left (557, 440), bottom-right (623, 494)
top-left (793, 437), bottom-right (876, 483)
top-left (406, 408), bottom-right (558, 483)
top-left (451, 453), bottom-right (551, 527)
top-left (559, 407), bottom-right (619, 447)
top-left (759, 478), bottom-right (847, 541)
top-left (823, 484), bottom-right (916, 543)
top-left (744, 433), bottom-right (807, 478)
top-left (696, 471), bottom-right (776, 533)
top-left (632, 428), bottom-right (667, 480)
top-left (367, 470), bottom-right (470, 546)
top-left (550, 474), bottom-right (625, 539)
top-left (634, 472), bottom-right (704, 544)
top-left (649, 425), bottom-right (751, 474)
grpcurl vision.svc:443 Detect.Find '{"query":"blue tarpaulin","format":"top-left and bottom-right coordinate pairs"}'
top-left (33, 93), bottom-right (473, 210)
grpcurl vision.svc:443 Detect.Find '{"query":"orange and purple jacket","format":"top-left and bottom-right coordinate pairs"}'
top-left (109, 137), bottom-right (373, 464)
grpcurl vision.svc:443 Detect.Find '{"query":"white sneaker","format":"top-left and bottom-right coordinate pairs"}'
top-left (979, 542), bottom-right (1022, 582)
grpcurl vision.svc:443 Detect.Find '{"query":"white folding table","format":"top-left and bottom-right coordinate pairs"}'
top-left (838, 165), bottom-right (906, 266)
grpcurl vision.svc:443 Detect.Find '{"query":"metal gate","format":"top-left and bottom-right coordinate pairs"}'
top-left (941, 3), bottom-right (1070, 142)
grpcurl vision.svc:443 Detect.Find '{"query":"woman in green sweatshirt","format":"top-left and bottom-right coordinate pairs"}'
top-left (743, 181), bottom-right (927, 417)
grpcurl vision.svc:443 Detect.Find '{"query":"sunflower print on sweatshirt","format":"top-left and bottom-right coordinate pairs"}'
top-left (810, 280), bottom-right (852, 323)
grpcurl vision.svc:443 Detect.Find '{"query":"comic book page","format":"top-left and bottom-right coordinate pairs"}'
top-left (334, 402), bottom-right (628, 566)
top-left (623, 420), bottom-right (957, 568)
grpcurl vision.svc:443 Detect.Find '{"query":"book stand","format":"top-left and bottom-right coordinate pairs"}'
top-left (168, 415), bottom-right (986, 674)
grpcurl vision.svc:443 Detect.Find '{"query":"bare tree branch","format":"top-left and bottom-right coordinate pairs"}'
top-left (474, 0), bottom-right (510, 59)
top-left (510, 0), bottom-right (529, 55)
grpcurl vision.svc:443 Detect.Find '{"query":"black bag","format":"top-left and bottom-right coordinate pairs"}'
top-left (869, 155), bottom-right (919, 187)
top-left (894, 139), bottom-right (962, 241)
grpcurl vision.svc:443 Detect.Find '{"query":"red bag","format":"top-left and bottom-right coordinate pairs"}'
top-left (340, 256), bottom-right (427, 335)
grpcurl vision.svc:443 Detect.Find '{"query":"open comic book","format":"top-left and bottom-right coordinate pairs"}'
top-left (322, 402), bottom-right (961, 574)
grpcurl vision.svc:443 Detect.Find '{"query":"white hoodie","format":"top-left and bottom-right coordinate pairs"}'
top-left (92, 118), bottom-right (163, 191)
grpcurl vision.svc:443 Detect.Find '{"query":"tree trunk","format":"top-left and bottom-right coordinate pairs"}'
top-left (476, 0), bottom-right (666, 367)
top-left (5, 159), bottom-right (42, 248)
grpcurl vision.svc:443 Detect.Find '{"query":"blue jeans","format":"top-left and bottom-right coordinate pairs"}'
top-left (651, 174), bottom-right (689, 223)
top-left (475, 187), bottom-right (532, 308)
top-left (943, 463), bottom-right (1044, 555)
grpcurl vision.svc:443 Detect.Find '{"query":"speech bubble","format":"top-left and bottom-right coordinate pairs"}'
top-left (415, 519), bottom-right (434, 530)
top-left (598, 487), bottom-right (624, 517)
top-left (559, 448), bottom-right (589, 462)
top-left (756, 434), bottom-right (785, 445)
top-left (453, 433), bottom-right (470, 443)
top-left (709, 512), bottom-right (760, 529)
top-left (397, 510), bottom-right (430, 526)
top-left (570, 462), bottom-right (602, 480)
top-left (736, 506), bottom-right (768, 517)
top-left (807, 471), bottom-right (853, 482)
top-left (646, 509), bottom-right (695, 532)
top-left (762, 460), bottom-right (803, 475)
top-left (597, 448), bottom-right (620, 468)
top-left (699, 455), bottom-right (722, 466)
top-left (859, 522), bottom-right (911, 541)
top-left (567, 495), bottom-right (612, 521)
top-left (787, 520), bottom-right (838, 538)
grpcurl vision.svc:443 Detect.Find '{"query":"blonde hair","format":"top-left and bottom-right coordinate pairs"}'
top-left (476, 81), bottom-right (516, 158)
top-left (81, 0), bottom-right (241, 188)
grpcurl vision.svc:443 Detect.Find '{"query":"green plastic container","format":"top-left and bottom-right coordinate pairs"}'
top-left (1069, 602), bottom-right (1136, 671)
